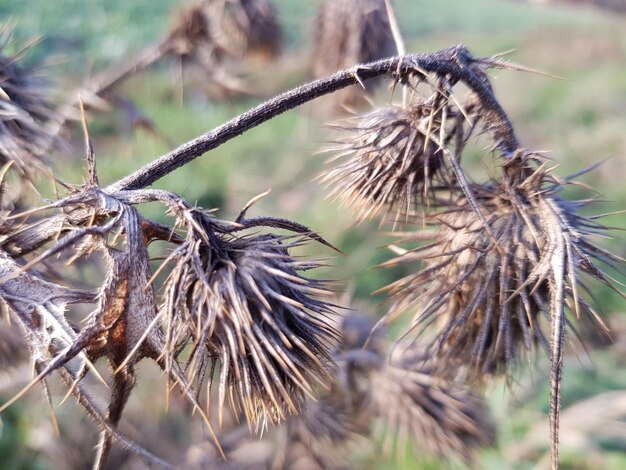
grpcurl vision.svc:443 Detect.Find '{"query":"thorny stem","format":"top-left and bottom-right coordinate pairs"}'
top-left (3, 45), bottom-right (520, 258)
top-left (109, 45), bottom-right (520, 192)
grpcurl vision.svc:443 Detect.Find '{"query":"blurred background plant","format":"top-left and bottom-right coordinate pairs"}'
top-left (0, 0), bottom-right (624, 469)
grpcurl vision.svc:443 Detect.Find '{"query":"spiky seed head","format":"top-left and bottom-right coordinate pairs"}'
top-left (330, 311), bottom-right (495, 465)
top-left (367, 346), bottom-right (496, 464)
top-left (319, 104), bottom-right (446, 223)
top-left (311, 0), bottom-right (394, 107)
top-left (384, 157), bottom-right (623, 381)
top-left (277, 394), bottom-right (368, 470)
top-left (163, 211), bottom-right (338, 430)
top-left (207, 0), bottom-right (282, 61)
top-left (167, 4), bottom-right (213, 58)
top-left (0, 28), bottom-right (59, 182)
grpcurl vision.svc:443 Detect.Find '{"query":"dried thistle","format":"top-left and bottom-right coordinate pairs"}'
top-left (207, 0), bottom-right (282, 61)
top-left (0, 28), bottom-right (59, 182)
top-left (162, 204), bottom-right (338, 431)
top-left (383, 153), bottom-right (624, 468)
top-left (367, 346), bottom-right (496, 464)
top-left (319, 102), bottom-right (452, 223)
top-left (264, 311), bottom-right (495, 468)
top-left (311, 0), bottom-right (394, 106)
top-left (167, 4), bottom-right (214, 60)
top-left (385, 155), bottom-right (621, 377)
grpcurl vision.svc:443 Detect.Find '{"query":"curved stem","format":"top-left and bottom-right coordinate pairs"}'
top-left (108, 45), bottom-right (519, 192)
top-left (3, 45), bottom-right (520, 257)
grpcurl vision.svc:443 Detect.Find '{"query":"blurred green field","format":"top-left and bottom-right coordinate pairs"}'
top-left (1, 0), bottom-right (626, 469)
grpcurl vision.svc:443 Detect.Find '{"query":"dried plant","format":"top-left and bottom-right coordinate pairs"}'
top-left (160, 199), bottom-right (338, 431)
top-left (167, 4), bottom-right (214, 60)
top-left (192, 310), bottom-right (494, 469)
top-left (383, 154), bottom-right (620, 376)
top-left (311, 0), bottom-right (395, 107)
top-left (319, 94), bottom-right (470, 223)
top-left (207, 0), bottom-right (282, 61)
top-left (0, 28), bottom-right (60, 183)
top-left (0, 12), bottom-right (622, 467)
top-left (288, 310), bottom-right (494, 467)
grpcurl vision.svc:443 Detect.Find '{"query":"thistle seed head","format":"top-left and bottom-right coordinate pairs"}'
top-left (384, 156), bottom-right (623, 381)
top-left (319, 104), bottom-right (448, 223)
top-left (367, 346), bottom-right (496, 464)
top-left (0, 28), bottom-right (59, 182)
top-left (207, 0), bottom-right (282, 61)
top-left (163, 209), bottom-right (338, 431)
top-left (167, 4), bottom-right (213, 58)
top-left (311, 0), bottom-right (394, 106)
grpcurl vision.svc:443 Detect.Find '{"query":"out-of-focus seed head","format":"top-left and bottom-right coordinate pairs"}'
top-left (163, 208), bottom-right (338, 431)
top-left (311, 0), bottom-right (394, 107)
top-left (332, 311), bottom-right (495, 465)
top-left (207, 0), bottom-right (282, 61)
top-left (167, 4), bottom-right (213, 59)
top-left (319, 104), bottom-right (448, 223)
top-left (0, 28), bottom-right (59, 182)
top-left (367, 346), bottom-right (496, 464)
top-left (384, 155), bottom-right (623, 381)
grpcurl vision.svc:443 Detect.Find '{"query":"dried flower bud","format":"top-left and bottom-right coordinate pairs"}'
top-left (163, 209), bottom-right (338, 430)
top-left (319, 104), bottom-right (447, 223)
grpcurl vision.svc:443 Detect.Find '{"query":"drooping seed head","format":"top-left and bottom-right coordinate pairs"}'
top-left (384, 156), bottom-right (623, 381)
top-left (311, 0), bottom-right (394, 106)
top-left (207, 0), bottom-right (282, 61)
top-left (319, 104), bottom-right (448, 223)
top-left (167, 4), bottom-right (213, 59)
top-left (367, 346), bottom-right (496, 465)
top-left (162, 209), bottom-right (338, 431)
